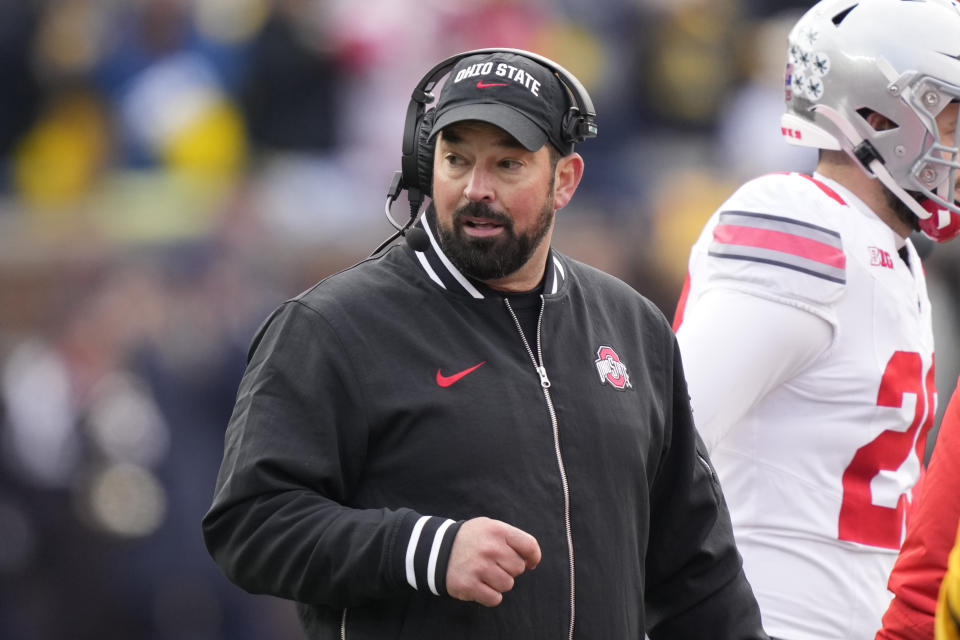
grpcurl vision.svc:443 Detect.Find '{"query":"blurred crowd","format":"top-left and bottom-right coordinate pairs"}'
top-left (0, 1), bottom-right (957, 638)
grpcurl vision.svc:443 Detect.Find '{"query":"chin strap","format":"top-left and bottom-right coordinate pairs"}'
top-left (811, 103), bottom-right (935, 221)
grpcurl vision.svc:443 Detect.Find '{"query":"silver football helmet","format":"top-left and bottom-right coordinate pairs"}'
top-left (781, 0), bottom-right (960, 241)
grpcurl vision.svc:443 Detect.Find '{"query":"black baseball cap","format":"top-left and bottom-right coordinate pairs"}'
top-left (429, 51), bottom-right (574, 155)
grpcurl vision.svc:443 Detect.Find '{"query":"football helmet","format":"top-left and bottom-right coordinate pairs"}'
top-left (781, 0), bottom-right (960, 241)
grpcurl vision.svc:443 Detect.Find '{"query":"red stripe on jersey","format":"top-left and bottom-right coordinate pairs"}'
top-left (795, 173), bottom-right (847, 206)
top-left (769, 171), bottom-right (848, 206)
top-left (714, 224), bottom-right (847, 268)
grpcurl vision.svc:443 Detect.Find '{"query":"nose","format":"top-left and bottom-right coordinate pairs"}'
top-left (463, 166), bottom-right (495, 203)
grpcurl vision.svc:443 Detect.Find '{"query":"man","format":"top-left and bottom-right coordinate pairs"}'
top-left (877, 379), bottom-right (960, 639)
top-left (674, 1), bottom-right (960, 638)
top-left (203, 49), bottom-right (767, 639)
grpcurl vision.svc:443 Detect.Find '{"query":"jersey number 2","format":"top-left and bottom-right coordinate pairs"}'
top-left (838, 351), bottom-right (935, 549)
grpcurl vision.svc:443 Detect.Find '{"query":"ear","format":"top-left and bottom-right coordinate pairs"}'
top-left (552, 152), bottom-right (584, 210)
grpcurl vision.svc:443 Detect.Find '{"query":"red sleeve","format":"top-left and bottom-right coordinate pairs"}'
top-left (877, 379), bottom-right (960, 640)
top-left (672, 271), bottom-right (691, 332)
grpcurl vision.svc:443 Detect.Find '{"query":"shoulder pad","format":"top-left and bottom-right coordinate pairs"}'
top-left (701, 173), bottom-right (847, 311)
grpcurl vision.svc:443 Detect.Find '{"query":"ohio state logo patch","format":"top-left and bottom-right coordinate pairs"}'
top-left (595, 345), bottom-right (632, 390)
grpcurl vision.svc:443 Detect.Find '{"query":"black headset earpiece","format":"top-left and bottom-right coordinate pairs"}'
top-left (398, 58), bottom-right (452, 206)
top-left (375, 48), bottom-right (597, 256)
top-left (414, 108), bottom-right (437, 197)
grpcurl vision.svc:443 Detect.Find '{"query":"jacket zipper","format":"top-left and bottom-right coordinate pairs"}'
top-left (340, 608), bottom-right (347, 639)
top-left (504, 297), bottom-right (576, 640)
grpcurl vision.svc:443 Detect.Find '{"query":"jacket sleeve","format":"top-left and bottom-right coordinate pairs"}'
top-left (877, 379), bottom-right (960, 640)
top-left (201, 300), bottom-right (461, 608)
top-left (644, 337), bottom-right (769, 639)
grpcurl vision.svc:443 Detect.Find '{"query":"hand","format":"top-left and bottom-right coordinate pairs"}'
top-left (445, 517), bottom-right (541, 607)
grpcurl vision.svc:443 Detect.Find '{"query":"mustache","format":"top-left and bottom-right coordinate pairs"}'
top-left (453, 201), bottom-right (512, 227)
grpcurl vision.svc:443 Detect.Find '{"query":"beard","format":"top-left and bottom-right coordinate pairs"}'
top-left (883, 186), bottom-right (921, 234)
top-left (429, 196), bottom-right (555, 282)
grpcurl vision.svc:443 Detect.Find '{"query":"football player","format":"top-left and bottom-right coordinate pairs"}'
top-left (674, 1), bottom-right (960, 638)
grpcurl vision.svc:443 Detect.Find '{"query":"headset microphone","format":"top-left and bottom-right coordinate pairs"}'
top-left (404, 227), bottom-right (430, 252)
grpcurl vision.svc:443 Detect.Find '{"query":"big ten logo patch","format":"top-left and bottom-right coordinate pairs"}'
top-left (869, 246), bottom-right (894, 269)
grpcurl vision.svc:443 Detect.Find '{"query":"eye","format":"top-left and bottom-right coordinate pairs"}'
top-left (443, 153), bottom-right (466, 167)
top-left (499, 158), bottom-right (523, 170)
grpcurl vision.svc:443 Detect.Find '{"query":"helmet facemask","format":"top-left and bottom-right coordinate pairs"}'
top-left (906, 79), bottom-right (960, 240)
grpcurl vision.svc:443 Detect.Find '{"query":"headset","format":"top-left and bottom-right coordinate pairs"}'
top-left (373, 47), bottom-right (599, 255)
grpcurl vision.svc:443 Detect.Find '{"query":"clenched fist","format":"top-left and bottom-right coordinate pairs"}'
top-left (445, 517), bottom-right (541, 607)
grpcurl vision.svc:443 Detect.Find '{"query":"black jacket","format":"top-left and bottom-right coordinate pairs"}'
top-left (202, 228), bottom-right (768, 639)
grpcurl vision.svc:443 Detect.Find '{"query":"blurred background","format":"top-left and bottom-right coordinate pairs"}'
top-left (0, 0), bottom-right (957, 638)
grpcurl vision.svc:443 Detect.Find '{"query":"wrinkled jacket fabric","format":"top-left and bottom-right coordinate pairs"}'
top-left (202, 231), bottom-right (768, 639)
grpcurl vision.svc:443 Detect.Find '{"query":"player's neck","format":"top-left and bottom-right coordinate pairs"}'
top-left (816, 160), bottom-right (913, 239)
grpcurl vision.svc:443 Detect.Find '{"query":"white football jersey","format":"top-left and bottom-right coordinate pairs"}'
top-left (676, 172), bottom-right (937, 639)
